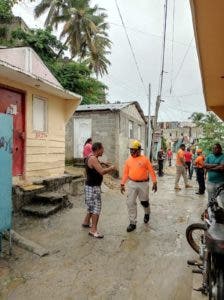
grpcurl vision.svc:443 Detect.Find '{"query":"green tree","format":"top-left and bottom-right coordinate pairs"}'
top-left (197, 112), bottom-right (224, 154)
top-left (34, 0), bottom-right (111, 76)
top-left (51, 60), bottom-right (107, 104)
top-left (0, 0), bottom-right (13, 23)
top-left (189, 112), bottom-right (205, 127)
top-left (11, 27), bottom-right (107, 104)
top-left (12, 27), bottom-right (66, 62)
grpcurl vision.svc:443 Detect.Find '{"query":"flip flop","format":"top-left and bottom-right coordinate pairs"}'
top-left (82, 224), bottom-right (91, 228)
top-left (89, 231), bottom-right (104, 239)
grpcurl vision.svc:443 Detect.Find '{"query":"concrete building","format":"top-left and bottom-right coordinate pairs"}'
top-left (0, 46), bottom-right (81, 183)
top-left (158, 121), bottom-right (203, 151)
top-left (66, 102), bottom-right (147, 176)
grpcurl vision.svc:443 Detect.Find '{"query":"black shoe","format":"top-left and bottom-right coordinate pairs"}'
top-left (195, 192), bottom-right (204, 195)
top-left (144, 214), bottom-right (150, 223)
top-left (127, 224), bottom-right (136, 232)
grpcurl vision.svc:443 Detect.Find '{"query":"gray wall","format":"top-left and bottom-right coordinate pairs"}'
top-left (66, 106), bottom-right (146, 177)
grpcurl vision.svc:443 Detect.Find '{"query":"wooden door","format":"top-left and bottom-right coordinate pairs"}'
top-left (0, 88), bottom-right (25, 176)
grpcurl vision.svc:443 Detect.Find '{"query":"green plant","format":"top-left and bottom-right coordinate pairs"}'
top-left (0, 26), bottom-right (8, 39)
top-left (0, 0), bottom-right (13, 23)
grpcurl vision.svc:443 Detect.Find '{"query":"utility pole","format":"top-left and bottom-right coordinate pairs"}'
top-left (147, 83), bottom-right (152, 158)
top-left (154, 0), bottom-right (168, 129)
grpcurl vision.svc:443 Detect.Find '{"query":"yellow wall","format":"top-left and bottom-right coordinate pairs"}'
top-left (0, 76), bottom-right (74, 181)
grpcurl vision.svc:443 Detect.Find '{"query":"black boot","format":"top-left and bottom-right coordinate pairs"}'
top-left (127, 224), bottom-right (136, 232)
top-left (144, 214), bottom-right (150, 223)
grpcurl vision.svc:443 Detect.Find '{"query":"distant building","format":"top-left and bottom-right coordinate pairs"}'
top-left (158, 121), bottom-right (204, 151)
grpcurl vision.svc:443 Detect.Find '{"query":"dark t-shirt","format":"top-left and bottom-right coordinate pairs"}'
top-left (85, 156), bottom-right (103, 186)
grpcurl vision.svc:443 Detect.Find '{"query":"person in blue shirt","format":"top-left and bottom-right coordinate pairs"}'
top-left (204, 143), bottom-right (224, 206)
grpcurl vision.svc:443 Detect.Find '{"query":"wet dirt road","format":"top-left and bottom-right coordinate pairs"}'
top-left (0, 172), bottom-right (206, 300)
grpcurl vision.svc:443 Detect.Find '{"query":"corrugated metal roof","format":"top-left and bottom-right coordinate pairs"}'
top-left (76, 102), bottom-right (132, 112)
top-left (76, 101), bottom-right (147, 123)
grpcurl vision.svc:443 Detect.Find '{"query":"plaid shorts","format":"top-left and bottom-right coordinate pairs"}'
top-left (84, 185), bottom-right (102, 215)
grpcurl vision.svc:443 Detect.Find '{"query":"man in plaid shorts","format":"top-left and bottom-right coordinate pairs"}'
top-left (82, 142), bottom-right (114, 238)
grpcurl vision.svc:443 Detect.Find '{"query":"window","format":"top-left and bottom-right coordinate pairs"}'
top-left (33, 96), bottom-right (47, 132)
top-left (129, 120), bottom-right (134, 138)
top-left (137, 125), bottom-right (141, 140)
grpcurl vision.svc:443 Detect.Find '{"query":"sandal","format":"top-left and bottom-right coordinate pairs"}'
top-left (82, 223), bottom-right (91, 228)
top-left (89, 231), bottom-right (104, 239)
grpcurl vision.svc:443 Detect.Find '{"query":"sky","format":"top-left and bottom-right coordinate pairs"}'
top-left (13, 0), bottom-right (206, 121)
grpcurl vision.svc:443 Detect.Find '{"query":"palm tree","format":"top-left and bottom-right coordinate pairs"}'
top-left (34, 0), bottom-right (69, 29)
top-left (189, 112), bottom-right (205, 126)
top-left (34, 0), bottom-right (111, 76)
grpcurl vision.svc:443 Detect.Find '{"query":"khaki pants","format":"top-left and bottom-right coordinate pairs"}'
top-left (127, 180), bottom-right (150, 225)
top-left (175, 166), bottom-right (188, 187)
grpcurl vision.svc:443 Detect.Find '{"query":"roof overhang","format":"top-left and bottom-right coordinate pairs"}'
top-left (0, 59), bottom-right (82, 121)
top-left (190, 0), bottom-right (224, 120)
top-left (0, 60), bottom-right (82, 101)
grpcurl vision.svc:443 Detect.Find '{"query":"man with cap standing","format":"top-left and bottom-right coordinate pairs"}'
top-left (120, 140), bottom-right (157, 232)
top-left (194, 149), bottom-right (205, 195)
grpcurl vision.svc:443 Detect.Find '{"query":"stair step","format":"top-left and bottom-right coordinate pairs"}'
top-left (33, 192), bottom-right (68, 204)
top-left (22, 203), bottom-right (62, 218)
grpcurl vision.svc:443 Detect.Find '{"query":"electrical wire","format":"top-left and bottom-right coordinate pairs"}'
top-left (173, 37), bottom-right (193, 83)
top-left (109, 22), bottom-right (190, 47)
top-left (158, 0), bottom-right (168, 96)
top-left (170, 0), bottom-right (176, 94)
top-left (114, 0), bottom-right (148, 98)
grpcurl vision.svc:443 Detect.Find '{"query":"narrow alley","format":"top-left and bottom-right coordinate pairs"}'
top-left (0, 170), bottom-right (206, 300)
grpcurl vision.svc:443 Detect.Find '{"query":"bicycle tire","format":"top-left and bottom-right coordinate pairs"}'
top-left (186, 223), bottom-right (207, 254)
top-left (217, 268), bottom-right (224, 300)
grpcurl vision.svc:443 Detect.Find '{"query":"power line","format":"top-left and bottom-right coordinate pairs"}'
top-left (114, 0), bottom-right (148, 98)
top-left (170, 0), bottom-right (176, 94)
top-left (109, 22), bottom-right (190, 47)
top-left (173, 38), bottom-right (193, 83)
top-left (154, 0), bottom-right (169, 128)
top-left (164, 92), bottom-right (202, 98)
top-left (158, 0), bottom-right (168, 96)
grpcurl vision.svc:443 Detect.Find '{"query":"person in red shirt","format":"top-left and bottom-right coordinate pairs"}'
top-left (184, 147), bottom-right (193, 178)
top-left (120, 140), bottom-right (157, 232)
top-left (83, 138), bottom-right (92, 159)
top-left (167, 148), bottom-right (173, 166)
top-left (194, 149), bottom-right (205, 195)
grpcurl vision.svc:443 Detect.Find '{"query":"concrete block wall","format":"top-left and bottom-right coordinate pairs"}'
top-left (91, 111), bottom-right (117, 166)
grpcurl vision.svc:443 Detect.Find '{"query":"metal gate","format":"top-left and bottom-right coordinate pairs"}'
top-left (0, 113), bottom-right (13, 254)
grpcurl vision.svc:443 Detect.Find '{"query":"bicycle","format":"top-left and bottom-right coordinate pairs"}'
top-left (186, 184), bottom-right (224, 299)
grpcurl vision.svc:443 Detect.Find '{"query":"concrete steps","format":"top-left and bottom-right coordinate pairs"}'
top-left (22, 203), bottom-right (62, 218)
top-left (21, 192), bottom-right (70, 218)
top-left (32, 192), bottom-right (67, 204)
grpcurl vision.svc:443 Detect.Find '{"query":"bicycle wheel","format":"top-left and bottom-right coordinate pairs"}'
top-left (186, 223), bottom-right (207, 254)
top-left (216, 268), bottom-right (224, 300)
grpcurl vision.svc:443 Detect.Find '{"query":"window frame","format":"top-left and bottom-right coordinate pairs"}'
top-left (128, 120), bottom-right (134, 139)
top-left (32, 95), bottom-right (48, 133)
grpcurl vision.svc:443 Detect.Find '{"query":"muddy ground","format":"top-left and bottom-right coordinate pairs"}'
top-left (0, 168), bottom-right (206, 300)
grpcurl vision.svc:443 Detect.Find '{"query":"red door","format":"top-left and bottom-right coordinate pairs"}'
top-left (0, 87), bottom-right (25, 176)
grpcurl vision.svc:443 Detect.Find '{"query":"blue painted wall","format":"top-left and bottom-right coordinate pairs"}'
top-left (0, 113), bottom-right (12, 232)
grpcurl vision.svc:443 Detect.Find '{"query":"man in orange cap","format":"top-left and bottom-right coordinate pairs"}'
top-left (194, 149), bottom-right (205, 195)
top-left (120, 140), bottom-right (157, 232)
